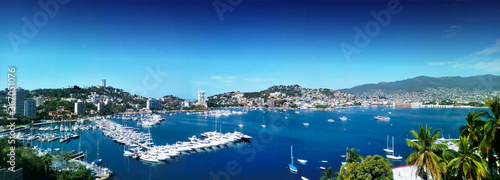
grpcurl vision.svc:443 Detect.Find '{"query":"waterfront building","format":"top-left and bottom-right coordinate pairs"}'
top-left (182, 100), bottom-right (191, 108)
top-left (75, 101), bottom-right (85, 115)
top-left (198, 90), bottom-right (207, 107)
top-left (256, 98), bottom-right (265, 107)
top-left (147, 98), bottom-right (161, 110)
top-left (14, 88), bottom-right (26, 115)
top-left (24, 98), bottom-right (36, 117)
top-left (34, 96), bottom-right (45, 107)
top-left (267, 98), bottom-right (275, 108)
top-left (97, 102), bottom-right (104, 111)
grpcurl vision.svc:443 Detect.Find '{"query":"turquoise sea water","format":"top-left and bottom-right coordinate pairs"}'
top-left (29, 107), bottom-right (479, 179)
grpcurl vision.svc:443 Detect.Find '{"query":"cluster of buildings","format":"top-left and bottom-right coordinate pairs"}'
top-left (143, 90), bottom-right (206, 110)
top-left (177, 90), bottom-right (207, 109)
top-left (205, 85), bottom-right (500, 109)
top-left (8, 88), bottom-right (39, 118)
top-left (207, 85), bottom-right (358, 109)
top-left (4, 79), bottom-right (118, 118)
top-left (355, 87), bottom-right (499, 106)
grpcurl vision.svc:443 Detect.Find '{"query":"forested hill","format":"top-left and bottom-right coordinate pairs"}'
top-left (341, 74), bottom-right (500, 94)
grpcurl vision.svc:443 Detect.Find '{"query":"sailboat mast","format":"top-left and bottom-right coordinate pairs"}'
top-left (291, 145), bottom-right (294, 166)
top-left (386, 135), bottom-right (389, 150)
top-left (392, 136), bottom-right (394, 153)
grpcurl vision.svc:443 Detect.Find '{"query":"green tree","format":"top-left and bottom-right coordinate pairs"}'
top-left (479, 96), bottom-right (500, 178)
top-left (339, 155), bottom-right (393, 180)
top-left (62, 152), bottom-right (71, 165)
top-left (459, 111), bottom-right (485, 147)
top-left (320, 167), bottom-right (335, 180)
top-left (346, 147), bottom-right (364, 163)
top-left (447, 135), bottom-right (488, 180)
top-left (406, 125), bottom-right (448, 180)
top-left (41, 153), bottom-right (53, 173)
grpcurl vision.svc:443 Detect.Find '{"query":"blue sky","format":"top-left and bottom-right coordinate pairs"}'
top-left (1, 0), bottom-right (499, 99)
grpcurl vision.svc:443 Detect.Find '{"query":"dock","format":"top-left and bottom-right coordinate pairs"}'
top-left (70, 151), bottom-right (85, 160)
top-left (32, 119), bottom-right (89, 126)
top-left (137, 143), bottom-right (151, 150)
top-left (70, 159), bottom-right (113, 179)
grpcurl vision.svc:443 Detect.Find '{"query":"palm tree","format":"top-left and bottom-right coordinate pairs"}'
top-left (447, 135), bottom-right (488, 180)
top-left (459, 111), bottom-right (485, 147)
top-left (41, 153), bottom-right (53, 173)
top-left (320, 167), bottom-right (335, 180)
top-left (62, 152), bottom-right (71, 165)
top-left (406, 125), bottom-right (448, 180)
top-left (479, 96), bottom-right (500, 178)
top-left (346, 147), bottom-right (364, 163)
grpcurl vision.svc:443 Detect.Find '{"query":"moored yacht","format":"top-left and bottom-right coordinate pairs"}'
top-left (374, 116), bottom-right (390, 121)
top-left (297, 159), bottom-right (307, 165)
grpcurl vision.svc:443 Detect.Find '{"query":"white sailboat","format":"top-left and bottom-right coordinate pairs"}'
top-left (92, 139), bottom-right (102, 165)
top-left (383, 135), bottom-right (394, 153)
top-left (386, 136), bottom-right (402, 160)
top-left (289, 145), bottom-right (298, 173)
top-left (261, 117), bottom-right (266, 128)
top-left (238, 117), bottom-right (244, 127)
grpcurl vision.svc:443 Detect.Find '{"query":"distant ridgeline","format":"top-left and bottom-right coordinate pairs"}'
top-left (339, 74), bottom-right (500, 105)
top-left (341, 75), bottom-right (500, 94)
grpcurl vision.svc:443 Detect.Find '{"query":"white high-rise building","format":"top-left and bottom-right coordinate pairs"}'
top-left (146, 98), bottom-right (161, 110)
top-left (102, 78), bottom-right (106, 87)
top-left (198, 90), bottom-right (206, 107)
top-left (75, 101), bottom-right (85, 115)
top-left (24, 98), bottom-right (36, 117)
top-left (97, 102), bottom-right (104, 111)
top-left (14, 88), bottom-right (26, 115)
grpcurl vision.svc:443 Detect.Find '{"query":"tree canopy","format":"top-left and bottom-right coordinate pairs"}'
top-left (339, 155), bottom-right (393, 180)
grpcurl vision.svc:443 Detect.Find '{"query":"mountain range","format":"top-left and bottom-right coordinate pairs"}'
top-left (340, 74), bottom-right (500, 94)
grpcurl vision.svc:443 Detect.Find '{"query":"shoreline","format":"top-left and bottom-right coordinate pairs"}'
top-left (115, 105), bottom-right (486, 115)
